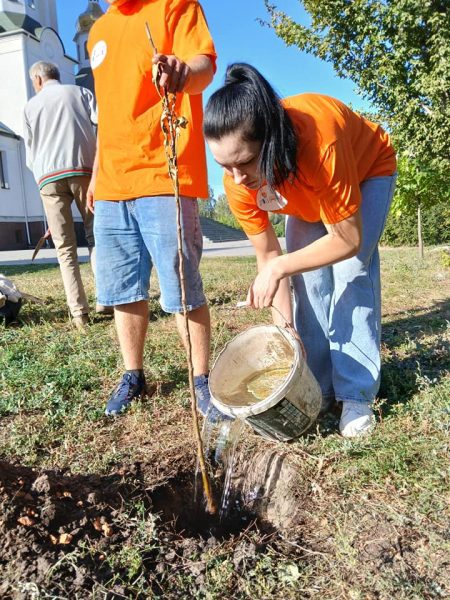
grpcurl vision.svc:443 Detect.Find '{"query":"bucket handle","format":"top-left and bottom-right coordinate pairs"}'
top-left (235, 301), bottom-right (307, 359)
top-left (271, 305), bottom-right (307, 360)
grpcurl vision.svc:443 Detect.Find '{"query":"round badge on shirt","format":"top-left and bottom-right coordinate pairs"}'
top-left (91, 41), bottom-right (107, 70)
top-left (256, 185), bottom-right (288, 211)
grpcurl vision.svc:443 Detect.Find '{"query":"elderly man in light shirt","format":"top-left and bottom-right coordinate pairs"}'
top-left (24, 61), bottom-right (108, 328)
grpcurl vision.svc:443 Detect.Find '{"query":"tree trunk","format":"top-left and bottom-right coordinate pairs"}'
top-left (417, 203), bottom-right (424, 259)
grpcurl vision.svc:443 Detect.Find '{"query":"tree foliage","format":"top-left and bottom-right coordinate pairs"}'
top-left (198, 186), bottom-right (216, 218)
top-left (389, 155), bottom-right (450, 252)
top-left (265, 0), bottom-right (450, 162)
top-left (265, 1), bottom-right (450, 248)
top-left (213, 194), bottom-right (243, 229)
top-left (392, 156), bottom-right (450, 216)
top-left (381, 199), bottom-right (450, 246)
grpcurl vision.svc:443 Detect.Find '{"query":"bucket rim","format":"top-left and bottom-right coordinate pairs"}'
top-left (209, 324), bottom-right (302, 418)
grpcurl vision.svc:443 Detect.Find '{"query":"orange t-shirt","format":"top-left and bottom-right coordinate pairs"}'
top-left (225, 93), bottom-right (396, 235)
top-left (88, 0), bottom-right (216, 201)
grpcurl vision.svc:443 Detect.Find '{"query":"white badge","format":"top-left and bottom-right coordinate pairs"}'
top-left (91, 41), bottom-right (107, 70)
top-left (256, 185), bottom-right (288, 211)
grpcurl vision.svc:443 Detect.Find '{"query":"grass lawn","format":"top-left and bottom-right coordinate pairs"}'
top-left (0, 246), bottom-right (449, 599)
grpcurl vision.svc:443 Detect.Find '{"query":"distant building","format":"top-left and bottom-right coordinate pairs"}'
top-left (0, 0), bottom-right (103, 250)
top-left (74, 0), bottom-right (103, 92)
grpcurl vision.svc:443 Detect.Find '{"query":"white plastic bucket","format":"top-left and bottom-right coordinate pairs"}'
top-left (209, 325), bottom-right (322, 442)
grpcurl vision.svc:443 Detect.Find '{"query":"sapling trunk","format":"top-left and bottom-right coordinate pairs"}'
top-left (146, 23), bottom-right (216, 515)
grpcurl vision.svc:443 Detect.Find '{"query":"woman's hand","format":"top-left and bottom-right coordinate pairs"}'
top-left (247, 256), bottom-right (284, 309)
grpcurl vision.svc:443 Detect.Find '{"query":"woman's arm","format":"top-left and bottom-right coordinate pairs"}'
top-left (248, 210), bottom-right (362, 309)
top-left (247, 224), bottom-right (293, 326)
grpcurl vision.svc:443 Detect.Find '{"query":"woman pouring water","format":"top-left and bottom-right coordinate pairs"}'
top-left (204, 63), bottom-right (397, 438)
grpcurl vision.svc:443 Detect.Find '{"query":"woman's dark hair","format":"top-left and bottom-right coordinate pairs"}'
top-left (203, 63), bottom-right (298, 188)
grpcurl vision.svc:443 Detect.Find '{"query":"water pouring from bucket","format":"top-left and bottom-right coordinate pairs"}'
top-left (209, 310), bottom-right (322, 442)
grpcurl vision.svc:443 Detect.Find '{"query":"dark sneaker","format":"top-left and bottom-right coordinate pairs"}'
top-left (105, 372), bottom-right (146, 416)
top-left (194, 374), bottom-right (232, 424)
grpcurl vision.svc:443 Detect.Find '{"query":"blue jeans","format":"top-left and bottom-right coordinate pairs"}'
top-left (94, 196), bottom-right (206, 312)
top-left (286, 175), bottom-right (397, 404)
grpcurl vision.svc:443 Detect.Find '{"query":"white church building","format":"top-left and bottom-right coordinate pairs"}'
top-left (0, 0), bottom-right (103, 250)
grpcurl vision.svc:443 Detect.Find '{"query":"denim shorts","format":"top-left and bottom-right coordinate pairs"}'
top-left (94, 196), bottom-right (206, 313)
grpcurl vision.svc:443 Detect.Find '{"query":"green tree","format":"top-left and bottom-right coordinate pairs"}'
top-left (214, 194), bottom-right (243, 229)
top-left (270, 212), bottom-right (286, 237)
top-left (265, 0), bottom-right (450, 162)
top-left (264, 0), bottom-right (450, 252)
top-left (381, 197), bottom-right (450, 247)
top-left (198, 185), bottom-right (216, 219)
top-left (388, 156), bottom-right (450, 256)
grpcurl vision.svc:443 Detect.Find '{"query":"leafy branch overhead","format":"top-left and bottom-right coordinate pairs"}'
top-left (264, 1), bottom-right (450, 250)
top-left (264, 0), bottom-right (450, 163)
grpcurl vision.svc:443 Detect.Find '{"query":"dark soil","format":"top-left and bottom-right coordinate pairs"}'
top-left (0, 460), bottom-right (151, 597)
top-left (2, 446), bottom-right (447, 599)
top-left (0, 458), bottom-right (275, 599)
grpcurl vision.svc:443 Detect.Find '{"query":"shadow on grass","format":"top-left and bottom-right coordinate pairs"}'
top-left (2, 292), bottom-right (171, 328)
top-left (312, 298), bottom-right (449, 437)
top-left (9, 301), bottom-right (69, 327)
top-left (379, 298), bottom-right (450, 416)
top-left (1, 264), bottom-right (59, 277)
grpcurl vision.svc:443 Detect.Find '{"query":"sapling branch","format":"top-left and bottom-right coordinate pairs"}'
top-left (145, 22), bottom-right (217, 515)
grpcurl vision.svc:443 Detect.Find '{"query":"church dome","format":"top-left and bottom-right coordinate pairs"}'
top-left (76, 0), bottom-right (104, 34)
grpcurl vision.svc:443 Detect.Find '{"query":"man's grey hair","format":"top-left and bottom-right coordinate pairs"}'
top-left (29, 61), bottom-right (60, 81)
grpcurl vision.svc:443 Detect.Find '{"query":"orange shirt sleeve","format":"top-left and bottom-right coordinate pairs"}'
top-left (315, 138), bottom-right (362, 224)
top-left (224, 175), bottom-right (270, 236)
top-left (168, 1), bottom-right (217, 71)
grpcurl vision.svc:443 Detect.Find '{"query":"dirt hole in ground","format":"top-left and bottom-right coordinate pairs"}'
top-left (151, 447), bottom-right (309, 537)
top-left (0, 450), bottom-right (308, 597)
top-left (150, 472), bottom-right (259, 538)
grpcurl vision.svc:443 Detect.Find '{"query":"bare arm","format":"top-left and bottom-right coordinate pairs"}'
top-left (87, 139), bottom-right (99, 214)
top-left (247, 224), bottom-right (293, 327)
top-left (152, 54), bottom-right (214, 94)
top-left (249, 211), bottom-right (362, 309)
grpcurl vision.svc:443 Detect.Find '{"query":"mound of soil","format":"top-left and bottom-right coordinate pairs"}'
top-left (0, 460), bottom-right (153, 597)
top-left (0, 454), bottom-right (296, 598)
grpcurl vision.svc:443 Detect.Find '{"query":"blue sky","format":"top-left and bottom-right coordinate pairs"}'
top-left (57, 1), bottom-right (366, 196)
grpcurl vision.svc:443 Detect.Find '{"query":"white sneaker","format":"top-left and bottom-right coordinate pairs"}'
top-left (339, 401), bottom-right (374, 438)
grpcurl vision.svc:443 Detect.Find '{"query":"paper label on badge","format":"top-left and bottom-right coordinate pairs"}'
top-left (91, 41), bottom-right (107, 70)
top-left (256, 185), bottom-right (288, 211)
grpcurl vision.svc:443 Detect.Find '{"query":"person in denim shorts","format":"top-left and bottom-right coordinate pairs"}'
top-left (204, 63), bottom-right (397, 438)
top-left (86, 0), bottom-right (219, 418)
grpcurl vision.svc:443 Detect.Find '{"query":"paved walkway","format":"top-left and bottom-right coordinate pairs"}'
top-left (0, 240), bottom-right (286, 267)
